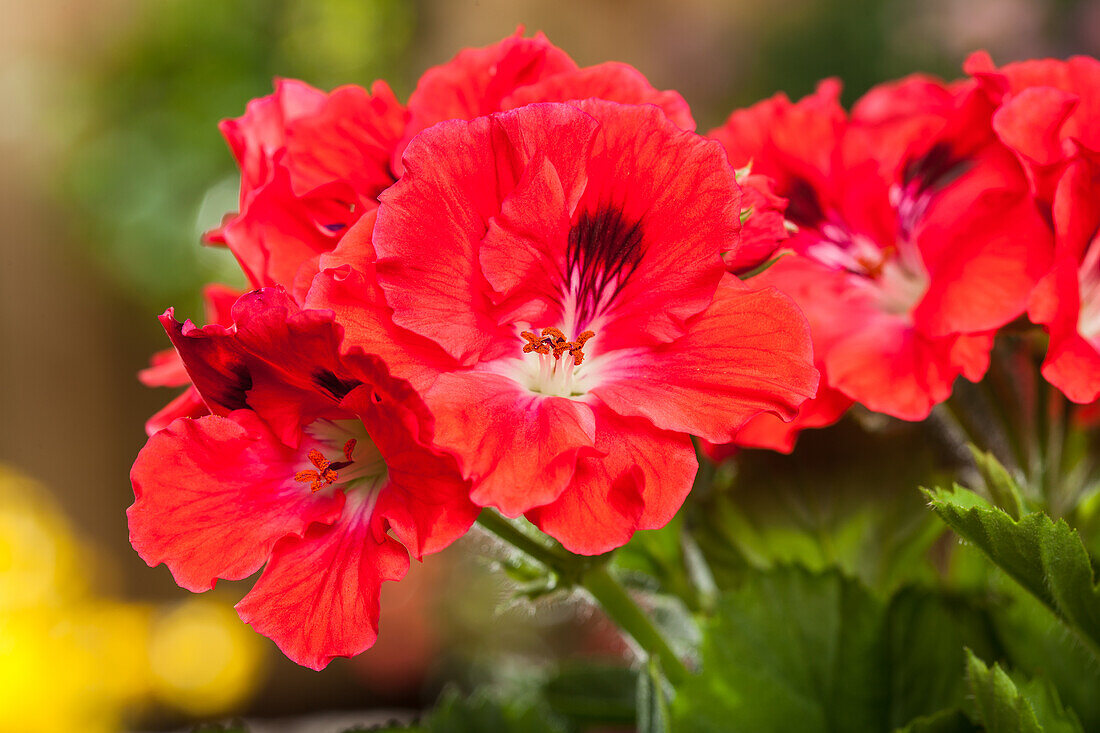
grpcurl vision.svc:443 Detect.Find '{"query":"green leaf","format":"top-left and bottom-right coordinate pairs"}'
top-left (637, 659), bottom-right (672, 733)
top-left (388, 687), bottom-right (568, 733)
top-left (965, 651), bottom-right (1083, 733)
top-left (192, 724), bottom-right (249, 733)
top-left (671, 567), bottom-right (993, 732)
top-left (924, 485), bottom-right (1100, 661)
top-left (884, 588), bottom-right (999, 727)
top-left (990, 578), bottom-right (1100, 728)
top-left (540, 663), bottom-right (636, 727)
top-left (968, 445), bottom-right (1026, 520)
top-left (895, 708), bottom-right (979, 733)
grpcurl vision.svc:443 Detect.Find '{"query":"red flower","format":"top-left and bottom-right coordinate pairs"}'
top-left (310, 101), bottom-right (817, 554)
top-left (139, 284), bottom-right (240, 435)
top-left (1028, 156), bottom-right (1100, 402)
top-left (709, 76), bottom-right (1052, 422)
top-left (396, 27), bottom-right (695, 167)
top-left (207, 78), bottom-right (407, 294)
top-left (966, 52), bottom-right (1100, 204)
top-left (965, 53), bottom-right (1100, 403)
top-left (128, 289), bottom-right (477, 669)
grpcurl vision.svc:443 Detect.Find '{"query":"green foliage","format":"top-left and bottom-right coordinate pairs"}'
top-left (670, 566), bottom-right (996, 732)
top-left (61, 0), bottom-right (415, 311)
top-left (637, 659), bottom-right (672, 733)
top-left (924, 484), bottom-right (1100, 662)
top-left (346, 687), bottom-right (568, 733)
top-left (540, 663), bottom-right (637, 728)
top-left (968, 445), bottom-right (1026, 520)
top-left (965, 651), bottom-right (1083, 733)
top-left (192, 724), bottom-right (250, 733)
top-left (691, 422), bottom-right (947, 593)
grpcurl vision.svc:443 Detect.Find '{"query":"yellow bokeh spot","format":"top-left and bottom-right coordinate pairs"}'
top-left (150, 597), bottom-right (266, 716)
top-left (0, 464), bottom-right (264, 731)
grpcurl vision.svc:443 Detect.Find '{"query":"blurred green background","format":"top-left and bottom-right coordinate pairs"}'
top-left (0, 0), bottom-right (1096, 729)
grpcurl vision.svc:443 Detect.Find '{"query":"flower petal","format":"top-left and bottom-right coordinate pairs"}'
top-left (592, 274), bottom-right (819, 444)
top-left (235, 495), bottom-right (409, 671)
top-left (527, 404), bottom-right (696, 555)
top-left (128, 411), bottom-right (344, 592)
top-left (424, 371), bottom-right (599, 516)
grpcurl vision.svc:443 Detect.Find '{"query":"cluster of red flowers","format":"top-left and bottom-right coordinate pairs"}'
top-left (129, 29), bottom-right (1100, 669)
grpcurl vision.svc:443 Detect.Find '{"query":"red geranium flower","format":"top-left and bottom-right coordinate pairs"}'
top-left (966, 51), bottom-right (1100, 204)
top-left (207, 78), bottom-right (407, 295)
top-left (128, 289), bottom-right (477, 669)
top-left (397, 27), bottom-right (695, 167)
top-left (966, 53), bottom-right (1100, 403)
top-left (309, 101), bottom-right (818, 554)
top-left (710, 76), bottom-right (1052, 422)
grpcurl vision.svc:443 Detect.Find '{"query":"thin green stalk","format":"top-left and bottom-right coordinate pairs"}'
top-left (475, 509), bottom-right (690, 685)
top-left (581, 564), bottom-right (691, 685)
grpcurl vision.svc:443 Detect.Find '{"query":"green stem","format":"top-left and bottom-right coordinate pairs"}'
top-left (474, 508), bottom-right (578, 572)
top-left (475, 509), bottom-right (690, 684)
top-left (581, 564), bottom-right (691, 685)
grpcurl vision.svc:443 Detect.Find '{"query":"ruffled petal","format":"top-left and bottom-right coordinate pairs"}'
top-left (424, 371), bottom-right (599, 516)
top-left (375, 104), bottom-right (600, 363)
top-left (527, 404), bottom-right (696, 555)
top-left (235, 495), bottom-right (409, 671)
top-left (591, 274), bottom-right (819, 444)
top-left (502, 61), bottom-right (695, 130)
top-left (399, 29), bottom-right (577, 162)
top-left (128, 411), bottom-right (344, 592)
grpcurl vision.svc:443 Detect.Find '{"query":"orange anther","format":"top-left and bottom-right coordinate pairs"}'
top-left (343, 439), bottom-right (357, 462)
top-left (521, 327), bottom-right (596, 365)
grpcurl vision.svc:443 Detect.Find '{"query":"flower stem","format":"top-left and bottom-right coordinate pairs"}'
top-left (474, 509), bottom-right (690, 685)
top-left (580, 563), bottom-right (691, 685)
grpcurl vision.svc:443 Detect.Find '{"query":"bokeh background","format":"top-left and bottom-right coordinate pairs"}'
top-left (1, 0), bottom-right (1097, 730)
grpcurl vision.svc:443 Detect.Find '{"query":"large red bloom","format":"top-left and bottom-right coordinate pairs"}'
top-left (709, 76), bottom-right (1052, 422)
top-left (128, 289), bottom-right (477, 669)
top-left (309, 101), bottom-right (818, 554)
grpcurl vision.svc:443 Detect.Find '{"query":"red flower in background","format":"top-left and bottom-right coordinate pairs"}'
top-left (128, 289), bottom-right (477, 669)
top-left (710, 75), bottom-right (1052, 426)
top-left (397, 27), bottom-right (695, 163)
top-left (207, 79), bottom-right (407, 297)
top-left (967, 53), bottom-right (1100, 403)
top-left (309, 101), bottom-right (817, 554)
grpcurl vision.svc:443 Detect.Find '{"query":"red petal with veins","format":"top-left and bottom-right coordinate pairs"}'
top-left (398, 29), bottom-right (577, 165)
top-left (128, 410), bottom-right (344, 592)
top-left (592, 274), bottom-right (819, 444)
top-left (502, 61), bottom-right (695, 131)
top-left (527, 404), bottom-right (696, 555)
top-left (235, 495), bottom-right (409, 671)
top-left (424, 372), bottom-right (599, 516)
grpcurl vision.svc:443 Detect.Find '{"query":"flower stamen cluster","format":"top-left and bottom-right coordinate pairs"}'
top-left (293, 439), bottom-right (357, 493)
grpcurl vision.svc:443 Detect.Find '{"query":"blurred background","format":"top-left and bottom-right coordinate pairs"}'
top-left (0, 0), bottom-right (1097, 730)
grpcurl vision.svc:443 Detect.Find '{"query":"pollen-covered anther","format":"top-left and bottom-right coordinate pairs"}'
top-left (521, 327), bottom-right (597, 365)
top-left (521, 330), bottom-right (552, 355)
top-left (294, 447), bottom-right (353, 493)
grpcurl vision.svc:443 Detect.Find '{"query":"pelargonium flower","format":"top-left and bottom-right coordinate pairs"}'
top-left (128, 289), bottom-right (477, 669)
top-left (139, 283), bottom-right (240, 435)
top-left (207, 78), bottom-right (408, 296)
top-left (965, 51), bottom-right (1100, 204)
top-left (965, 53), bottom-right (1100, 403)
top-left (709, 76), bottom-right (1053, 422)
top-left (397, 27), bottom-right (695, 166)
top-left (309, 101), bottom-right (818, 554)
